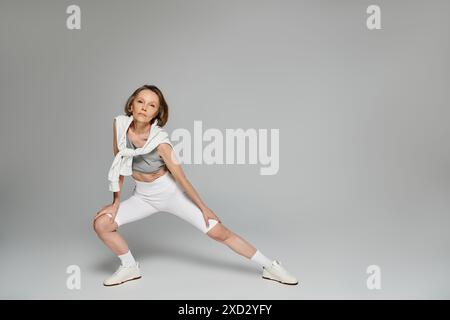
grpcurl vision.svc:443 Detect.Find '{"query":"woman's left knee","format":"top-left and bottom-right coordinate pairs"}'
top-left (206, 223), bottom-right (232, 242)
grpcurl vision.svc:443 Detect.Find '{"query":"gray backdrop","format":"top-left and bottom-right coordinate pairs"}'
top-left (0, 0), bottom-right (449, 299)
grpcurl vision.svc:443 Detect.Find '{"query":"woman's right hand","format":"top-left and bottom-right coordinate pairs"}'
top-left (93, 203), bottom-right (119, 223)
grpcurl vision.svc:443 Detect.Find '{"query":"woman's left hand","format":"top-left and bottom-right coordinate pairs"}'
top-left (201, 206), bottom-right (222, 227)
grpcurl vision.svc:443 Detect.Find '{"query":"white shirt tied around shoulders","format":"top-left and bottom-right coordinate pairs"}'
top-left (107, 114), bottom-right (173, 192)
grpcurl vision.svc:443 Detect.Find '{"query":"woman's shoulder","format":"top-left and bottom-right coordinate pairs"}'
top-left (114, 114), bottom-right (132, 130)
top-left (156, 127), bottom-right (173, 145)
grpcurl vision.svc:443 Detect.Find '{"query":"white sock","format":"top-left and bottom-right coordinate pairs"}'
top-left (118, 250), bottom-right (136, 267)
top-left (250, 250), bottom-right (273, 269)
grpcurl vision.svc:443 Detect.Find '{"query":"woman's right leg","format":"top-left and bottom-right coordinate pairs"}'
top-left (93, 217), bottom-right (127, 255)
top-left (93, 189), bottom-right (161, 286)
top-left (93, 194), bottom-right (159, 255)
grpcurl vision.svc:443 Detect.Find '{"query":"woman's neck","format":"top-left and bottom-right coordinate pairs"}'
top-left (131, 120), bottom-right (151, 135)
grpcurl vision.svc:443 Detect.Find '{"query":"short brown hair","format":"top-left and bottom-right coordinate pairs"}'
top-left (123, 84), bottom-right (169, 127)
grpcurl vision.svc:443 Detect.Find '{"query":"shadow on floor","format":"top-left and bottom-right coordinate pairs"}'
top-left (92, 243), bottom-right (258, 277)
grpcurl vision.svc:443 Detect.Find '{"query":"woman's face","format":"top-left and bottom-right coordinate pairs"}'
top-left (130, 89), bottom-right (160, 123)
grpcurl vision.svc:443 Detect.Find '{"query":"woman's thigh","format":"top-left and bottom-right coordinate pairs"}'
top-left (108, 194), bottom-right (159, 227)
top-left (163, 187), bottom-right (220, 234)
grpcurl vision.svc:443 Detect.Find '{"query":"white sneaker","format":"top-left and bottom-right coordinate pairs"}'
top-left (262, 260), bottom-right (299, 285)
top-left (103, 262), bottom-right (142, 286)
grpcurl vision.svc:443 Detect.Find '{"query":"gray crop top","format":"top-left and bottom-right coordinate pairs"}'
top-left (126, 134), bottom-right (166, 173)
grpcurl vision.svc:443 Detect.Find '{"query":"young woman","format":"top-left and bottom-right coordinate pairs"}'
top-left (93, 84), bottom-right (298, 286)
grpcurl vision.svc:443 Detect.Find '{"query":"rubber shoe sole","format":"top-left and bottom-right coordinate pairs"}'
top-left (262, 275), bottom-right (299, 286)
top-left (103, 275), bottom-right (142, 287)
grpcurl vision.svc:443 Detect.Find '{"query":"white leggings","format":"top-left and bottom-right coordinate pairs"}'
top-left (108, 171), bottom-right (219, 234)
